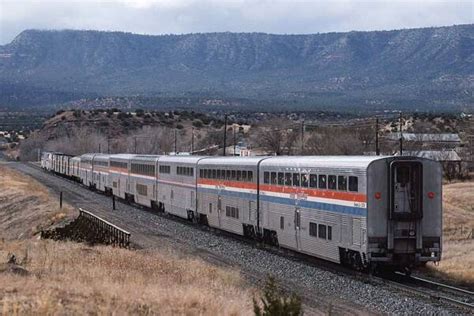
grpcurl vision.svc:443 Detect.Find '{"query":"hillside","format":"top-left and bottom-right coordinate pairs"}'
top-left (0, 25), bottom-right (473, 111)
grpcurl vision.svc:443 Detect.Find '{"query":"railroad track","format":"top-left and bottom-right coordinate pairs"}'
top-left (5, 161), bottom-right (473, 314)
top-left (388, 272), bottom-right (474, 310)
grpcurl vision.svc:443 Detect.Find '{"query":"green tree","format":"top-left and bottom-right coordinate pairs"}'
top-left (253, 276), bottom-right (302, 316)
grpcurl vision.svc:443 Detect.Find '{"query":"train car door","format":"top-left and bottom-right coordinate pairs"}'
top-left (294, 206), bottom-right (301, 251)
top-left (249, 201), bottom-right (256, 224)
top-left (217, 196), bottom-right (222, 228)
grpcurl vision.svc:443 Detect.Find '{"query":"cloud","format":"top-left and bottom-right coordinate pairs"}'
top-left (0, 0), bottom-right (472, 44)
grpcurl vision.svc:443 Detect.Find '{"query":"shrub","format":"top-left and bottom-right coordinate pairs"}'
top-left (192, 120), bottom-right (203, 128)
top-left (253, 276), bottom-right (302, 316)
top-left (117, 112), bottom-right (128, 120)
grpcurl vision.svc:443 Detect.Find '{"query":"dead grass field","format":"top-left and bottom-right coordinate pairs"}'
top-left (0, 166), bottom-right (75, 240)
top-left (0, 166), bottom-right (254, 314)
top-left (425, 180), bottom-right (474, 287)
top-left (0, 240), bottom-right (252, 315)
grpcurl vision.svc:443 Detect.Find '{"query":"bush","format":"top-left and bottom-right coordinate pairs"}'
top-left (176, 124), bottom-right (184, 130)
top-left (192, 120), bottom-right (204, 128)
top-left (117, 112), bottom-right (128, 120)
top-left (253, 276), bottom-right (302, 316)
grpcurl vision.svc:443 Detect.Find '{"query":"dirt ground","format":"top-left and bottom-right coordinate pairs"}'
top-left (0, 166), bottom-right (254, 314)
top-left (424, 180), bottom-right (474, 288)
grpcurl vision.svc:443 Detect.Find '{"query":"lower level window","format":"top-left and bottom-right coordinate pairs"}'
top-left (318, 224), bottom-right (327, 239)
top-left (136, 183), bottom-right (147, 196)
top-left (225, 206), bottom-right (239, 219)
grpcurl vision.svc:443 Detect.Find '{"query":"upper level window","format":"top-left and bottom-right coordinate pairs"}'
top-left (278, 172), bottom-right (284, 185)
top-left (271, 172), bottom-right (277, 185)
top-left (349, 176), bottom-right (358, 192)
top-left (328, 175), bottom-right (337, 190)
top-left (264, 172), bottom-right (270, 184)
top-left (159, 165), bottom-right (171, 174)
top-left (301, 174), bottom-right (309, 187)
top-left (309, 174), bottom-right (318, 188)
top-left (318, 175), bottom-right (327, 189)
top-left (293, 173), bottom-right (300, 187)
top-left (338, 175), bottom-right (347, 191)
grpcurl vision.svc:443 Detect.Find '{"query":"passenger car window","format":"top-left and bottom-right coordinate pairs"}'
top-left (328, 175), bottom-right (337, 190)
top-left (248, 171), bottom-right (253, 182)
top-left (237, 170), bottom-right (242, 181)
top-left (278, 172), bottom-right (284, 185)
top-left (349, 176), bottom-right (358, 192)
top-left (271, 172), bottom-right (277, 185)
top-left (285, 173), bottom-right (292, 186)
top-left (309, 222), bottom-right (317, 237)
top-left (310, 174), bottom-right (317, 188)
top-left (318, 175), bottom-right (327, 189)
top-left (318, 224), bottom-right (326, 239)
top-left (293, 173), bottom-right (300, 186)
top-left (338, 175), bottom-right (347, 191)
top-left (301, 174), bottom-right (309, 187)
top-left (264, 172), bottom-right (269, 184)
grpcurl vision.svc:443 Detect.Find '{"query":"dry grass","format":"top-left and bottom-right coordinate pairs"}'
top-left (424, 180), bottom-right (474, 287)
top-left (0, 166), bottom-right (254, 314)
top-left (0, 240), bottom-right (252, 315)
top-left (0, 166), bottom-right (75, 240)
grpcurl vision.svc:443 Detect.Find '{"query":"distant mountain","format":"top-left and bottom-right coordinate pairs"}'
top-left (0, 25), bottom-right (473, 112)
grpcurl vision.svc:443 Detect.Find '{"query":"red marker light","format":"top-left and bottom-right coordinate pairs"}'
top-left (428, 192), bottom-right (435, 199)
top-left (375, 192), bottom-right (382, 200)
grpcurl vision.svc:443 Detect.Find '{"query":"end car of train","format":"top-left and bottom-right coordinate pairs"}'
top-left (41, 152), bottom-right (442, 273)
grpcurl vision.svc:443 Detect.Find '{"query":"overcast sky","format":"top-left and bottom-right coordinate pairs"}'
top-left (0, 0), bottom-right (472, 44)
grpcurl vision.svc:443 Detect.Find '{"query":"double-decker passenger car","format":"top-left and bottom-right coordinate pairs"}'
top-left (130, 155), bottom-right (160, 208)
top-left (158, 156), bottom-right (205, 220)
top-left (91, 154), bottom-right (111, 192)
top-left (197, 157), bottom-right (260, 236)
top-left (41, 153), bottom-right (442, 272)
top-left (109, 154), bottom-right (135, 201)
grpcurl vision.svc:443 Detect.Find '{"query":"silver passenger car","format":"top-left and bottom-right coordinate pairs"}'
top-left (41, 151), bottom-right (442, 272)
top-left (129, 155), bottom-right (160, 208)
top-left (109, 154), bottom-right (135, 200)
top-left (158, 156), bottom-right (207, 219)
top-left (92, 154), bottom-right (111, 192)
top-left (197, 157), bottom-right (261, 236)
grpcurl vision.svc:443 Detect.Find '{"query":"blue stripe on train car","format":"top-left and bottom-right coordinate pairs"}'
top-left (197, 187), bottom-right (367, 217)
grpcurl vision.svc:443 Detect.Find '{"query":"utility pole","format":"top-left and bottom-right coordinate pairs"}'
top-left (174, 129), bottom-right (177, 154)
top-left (223, 114), bottom-right (228, 156)
top-left (399, 112), bottom-right (403, 156)
top-left (134, 136), bottom-right (137, 154)
top-left (99, 143), bottom-right (101, 153)
top-left (375, 118), bottom-right (380, 156)
top-left (233, 126), bottom-right (236, 156)
top-left (301, 119), bottom-right (305, 154)
top-left (107, 136), bottom-right (110, 154)
top-left (191, 127), bottom-right (195, 154)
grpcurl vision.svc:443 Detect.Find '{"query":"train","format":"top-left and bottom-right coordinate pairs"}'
top-left (41, 151), bottom-right (443, 273)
